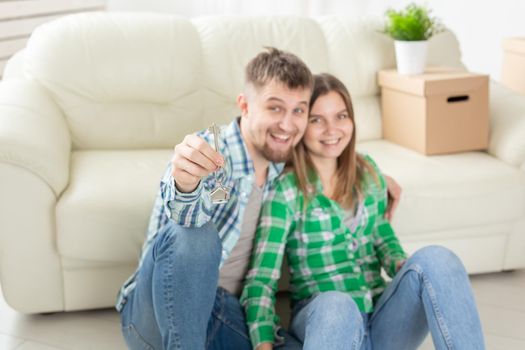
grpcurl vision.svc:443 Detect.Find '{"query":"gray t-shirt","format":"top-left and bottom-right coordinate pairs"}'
top-left (218, 183), bottom-right (263, 296)
top-left (343, 199), bottom-right (363, 232)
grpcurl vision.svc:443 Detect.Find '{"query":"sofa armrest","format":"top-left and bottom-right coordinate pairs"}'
top-left (488, 81), bottom-right (525, 167)
top-left (0, 80), bottom-right (71, 196)
top-left (2, 49), bottom-right (25, 80)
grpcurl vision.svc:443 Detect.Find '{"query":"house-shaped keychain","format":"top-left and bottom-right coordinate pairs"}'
top-left (210, 185), bottom-right (230, 204)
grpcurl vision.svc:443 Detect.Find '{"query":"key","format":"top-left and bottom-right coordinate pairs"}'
top-left (208, 123), bottom-right (230, 204)
top-left (210, 123), bottom-right (221, 156)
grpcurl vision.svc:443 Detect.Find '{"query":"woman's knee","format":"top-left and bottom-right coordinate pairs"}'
top-left (297, 292), bottom-right (364, 349)
top-left (409, 245), bottom-right (467, 276)
top-left (309, 291), bottom-right (362, 324)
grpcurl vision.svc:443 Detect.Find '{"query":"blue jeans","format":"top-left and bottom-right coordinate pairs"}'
top-left (119, 221), bottom-right (302, 350)
top-left (289, 246), bottom-right (485, 350)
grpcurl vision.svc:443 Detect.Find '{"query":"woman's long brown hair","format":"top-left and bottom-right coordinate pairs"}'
top-left (290, 73), bottom-right (378, 210)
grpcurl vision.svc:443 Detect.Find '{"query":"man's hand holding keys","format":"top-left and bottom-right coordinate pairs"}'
top-left (171, 131), bottom-right (225, 193)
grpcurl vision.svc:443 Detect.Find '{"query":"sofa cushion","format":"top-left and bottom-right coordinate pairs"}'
top-left (193, 16), bottom-right (330, 129)
top-left (56, 150), bottom-right (172, 262)
top-left (24, 13), bottom-right (203, 150)
top-left (358, 140), bottom-right (525, 236)
top-left (488, 82), bottom-right (525, 167)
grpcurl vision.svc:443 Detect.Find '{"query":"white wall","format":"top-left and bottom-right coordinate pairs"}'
top-left (107, 0), bottom-right (525, 81)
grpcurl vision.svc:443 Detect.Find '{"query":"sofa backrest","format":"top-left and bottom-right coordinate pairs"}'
top-left (18, 12), bottom-right (465, 150)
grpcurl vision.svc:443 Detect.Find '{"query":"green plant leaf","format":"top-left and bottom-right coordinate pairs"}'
top-left (383, 3), bottom-right (443, 41)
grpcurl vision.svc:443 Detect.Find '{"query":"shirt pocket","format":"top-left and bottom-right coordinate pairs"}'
top-left (299, 230), bottom-right (336, 249)
top-left (306, 207), bottom-right (332, 227)
top-left (300, 207), bottom-right (341, 249)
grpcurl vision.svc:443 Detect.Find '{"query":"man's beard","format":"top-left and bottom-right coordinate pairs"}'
top-left (260, 143), bottom-right (293, 163)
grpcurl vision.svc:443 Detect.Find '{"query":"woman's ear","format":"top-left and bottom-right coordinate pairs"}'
top-left (237, 93), bottom-right (249, 118)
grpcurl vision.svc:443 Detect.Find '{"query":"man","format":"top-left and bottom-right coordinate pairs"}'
top-left (116, 48), bottom-right (401, 350)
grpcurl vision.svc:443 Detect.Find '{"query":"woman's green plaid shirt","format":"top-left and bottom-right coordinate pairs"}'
top-left (240, 154), bottom-right (407, 348)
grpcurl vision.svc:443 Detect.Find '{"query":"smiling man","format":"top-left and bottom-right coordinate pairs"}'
top-left (116, 48), bottom-right (313, 350)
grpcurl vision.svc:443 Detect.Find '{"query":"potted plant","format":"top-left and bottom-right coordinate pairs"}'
top-left (383, 3), bottom-right (443, 74)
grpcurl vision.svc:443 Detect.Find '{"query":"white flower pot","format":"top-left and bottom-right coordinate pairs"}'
top-left (394, 40), bottom-right (428, 75)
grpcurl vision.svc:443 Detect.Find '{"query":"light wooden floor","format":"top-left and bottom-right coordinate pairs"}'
top-left (1, 269), bottom-right (524, 349)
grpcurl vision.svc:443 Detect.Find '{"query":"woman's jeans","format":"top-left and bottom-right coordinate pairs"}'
top-left (119, 221), bottom-right (302, 350)
top-left (289, 246), bottom-right (485, 350)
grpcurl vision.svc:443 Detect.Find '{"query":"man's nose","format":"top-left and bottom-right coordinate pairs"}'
top-left (278, 112), bottom-right (296, 132)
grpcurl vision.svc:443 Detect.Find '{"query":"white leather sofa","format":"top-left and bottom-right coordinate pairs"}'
top-left (1, 13), bottom-right (524, 314)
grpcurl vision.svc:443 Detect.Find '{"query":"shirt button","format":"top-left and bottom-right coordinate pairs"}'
top-left (348, 239), bottom-right (358, 252)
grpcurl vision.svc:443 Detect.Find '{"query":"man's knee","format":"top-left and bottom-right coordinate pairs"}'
top-left (153, 220), bottom-right (222, 266)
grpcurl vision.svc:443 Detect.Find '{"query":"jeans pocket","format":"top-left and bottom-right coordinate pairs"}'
top-left (122, 324), bottom-right (155, 350)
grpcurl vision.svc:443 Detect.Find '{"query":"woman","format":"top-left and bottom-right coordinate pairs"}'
top-left (241, 73), bottom-right (485, 350)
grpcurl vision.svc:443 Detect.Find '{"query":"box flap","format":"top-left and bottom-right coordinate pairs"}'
top-left (503, 38), bottom-right (525, 55)
top-left (378, 67), bottom-right (488, 96)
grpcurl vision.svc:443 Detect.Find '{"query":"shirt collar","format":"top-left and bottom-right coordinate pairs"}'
top-left (223, 117), bottom-right (284, 183)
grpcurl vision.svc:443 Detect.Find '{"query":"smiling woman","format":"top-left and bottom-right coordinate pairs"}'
top-left (305, 90), bottom-right (354, 175)
top-left (241, 73), bottom-right (486, 350)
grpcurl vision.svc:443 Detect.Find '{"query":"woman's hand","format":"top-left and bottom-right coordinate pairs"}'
top-left (384, 175), bottom-right (402, 221)
top-left (256, 342), bottom-right (273, 350)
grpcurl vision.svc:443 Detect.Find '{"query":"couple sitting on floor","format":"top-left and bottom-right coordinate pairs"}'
top-left (116, 48), bottom-right (485, 350)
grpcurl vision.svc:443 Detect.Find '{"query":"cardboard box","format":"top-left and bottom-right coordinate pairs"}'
top-left (502, 38), bottom-right (525, 95)
top-left (378, 67), bottom-right (489, 155)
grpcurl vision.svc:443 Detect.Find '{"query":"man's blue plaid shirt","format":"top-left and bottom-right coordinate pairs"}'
top-left (116, 117), bottom-right (284, 311)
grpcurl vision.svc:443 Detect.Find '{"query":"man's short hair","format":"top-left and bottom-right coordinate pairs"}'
top-left (245, 47), bottom-right (313, 91)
